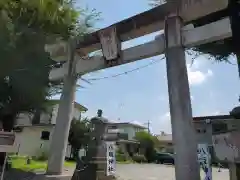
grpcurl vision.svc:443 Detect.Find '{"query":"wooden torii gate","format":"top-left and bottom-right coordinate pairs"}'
top-left (45, 0), bottom-right (231, 180)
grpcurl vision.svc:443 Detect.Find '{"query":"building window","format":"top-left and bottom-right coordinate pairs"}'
top-left (196, 128), bottom-right (206, 134)
top-left (110, 125), bottom-right (117, 129)
top-left (41, 131), bottom-right (50, 140)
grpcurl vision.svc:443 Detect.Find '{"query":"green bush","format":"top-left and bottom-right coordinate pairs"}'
top-left (115, 149), bottom-right (127, 162)
top-left (9, 154), bottom-right (25, 160)
top-left (132, 154), bottom-right (147, 163)
top-left (116, 152), bottom-right (127, 162)
top-left (36, 151), bottom-right (48, 161)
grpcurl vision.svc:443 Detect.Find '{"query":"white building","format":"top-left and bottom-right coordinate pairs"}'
top-left (13, 100), bottom-right (87, 158)
top-left (115, 122), bottom-right (146, 140)
top-left (156, 132), bottom-right (173, 153)
top-left (107, 121), bottom-right (147, 156)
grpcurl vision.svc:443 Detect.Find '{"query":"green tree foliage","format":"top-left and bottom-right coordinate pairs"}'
top-left (68, 117), bottom-right (91, 158)
top-left (0, 0), bottom-right (99, 166)
top-left (0, 0), bottom-right (99, 131)
top-left (134, 131), bottom-right (158, 162)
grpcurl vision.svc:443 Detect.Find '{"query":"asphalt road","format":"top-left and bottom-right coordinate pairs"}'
top-left (115, 164), bottom-right (230, 180)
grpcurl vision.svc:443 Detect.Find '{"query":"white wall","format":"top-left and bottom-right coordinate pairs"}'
top-left (16, 114), bottom-right (33, 126)
top-left (73, 107), bottom-right (81, 120)
top-left (40, 112), bottom-right (52, 124)
top-left (50, 104), bottom-right (81, 125)
top-left (15, 126), bottom-right (54, 157)
top-left (15, 126), bottom-right (73, 158)
top-left (117, 124), bottom-right (144, 140)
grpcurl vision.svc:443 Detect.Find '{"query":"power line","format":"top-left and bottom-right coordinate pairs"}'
top-left (8, 56), bottom-right (164, 84)
top-left (85, 57), bottom-right (164, 81)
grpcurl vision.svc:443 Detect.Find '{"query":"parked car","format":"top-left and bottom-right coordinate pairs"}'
top-left (155, 152), bottom-right (174, 164)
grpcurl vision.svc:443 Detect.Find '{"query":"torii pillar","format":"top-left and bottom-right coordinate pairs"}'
top-left (164, 14), bottom-right (200, 180)
top-left (46, 40), bottom-right (78, 175)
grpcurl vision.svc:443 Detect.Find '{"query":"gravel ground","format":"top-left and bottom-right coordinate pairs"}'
top-left (45, 163), bottom-right (230, 180)
top-left (115, 164), bottom-right (230, 180)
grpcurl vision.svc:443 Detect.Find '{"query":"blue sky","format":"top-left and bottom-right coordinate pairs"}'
top-left (74, 0), bottom-right (240, 134)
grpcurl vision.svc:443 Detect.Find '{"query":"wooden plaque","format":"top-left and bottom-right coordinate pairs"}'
top-left (99, 26), bottom-right (121, 63)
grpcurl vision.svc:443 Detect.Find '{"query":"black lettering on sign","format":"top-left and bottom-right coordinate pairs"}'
top-left (108, 145), bottom-right (114, 150)
top-left (199, 157), bottom-right (207, 165)
top-left (198, 147), bottom-right (207, 155)
top-left (108, 159), bottom-right (114, 164)
top-left (109, 152), bottom-right (114, 157)
top-left (108, 166), bottom-right (114, 172)
top-left (202, 148), bottom-right (206, 154)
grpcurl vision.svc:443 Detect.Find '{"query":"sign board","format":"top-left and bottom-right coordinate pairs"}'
top-left (99, 26), bottom-right (121, 64)
top-left (197, 144), bottom-right (212, 180)
top-left (106, 141), bottom-right (116, 176)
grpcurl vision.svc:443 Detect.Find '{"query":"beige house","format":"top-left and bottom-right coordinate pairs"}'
top-left (156, 132), bottom-right (174, 153)
top-left (13, 100), bottom-right (87, 158)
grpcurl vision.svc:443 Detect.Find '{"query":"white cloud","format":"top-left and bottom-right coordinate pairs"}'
top-left (164, 112), bottom-right (170, 118)
top-left (191, 95), bottom-right (194, 101)
top-left (187, 64), bottom-right (213, 85)
top-left (207, 69), bottom-right (213, 76)
top-left (213, 111), bottom-right (221, 115)
top-left (154, 112), bottom-right (172, 134)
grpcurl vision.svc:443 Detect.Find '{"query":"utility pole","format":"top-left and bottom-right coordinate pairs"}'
top-left (143, 120), bottom-right (150, 134)
top-left (164, 13), bottom-right (200, 180)
top-left (147, 120), bottom-right (150, 134)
